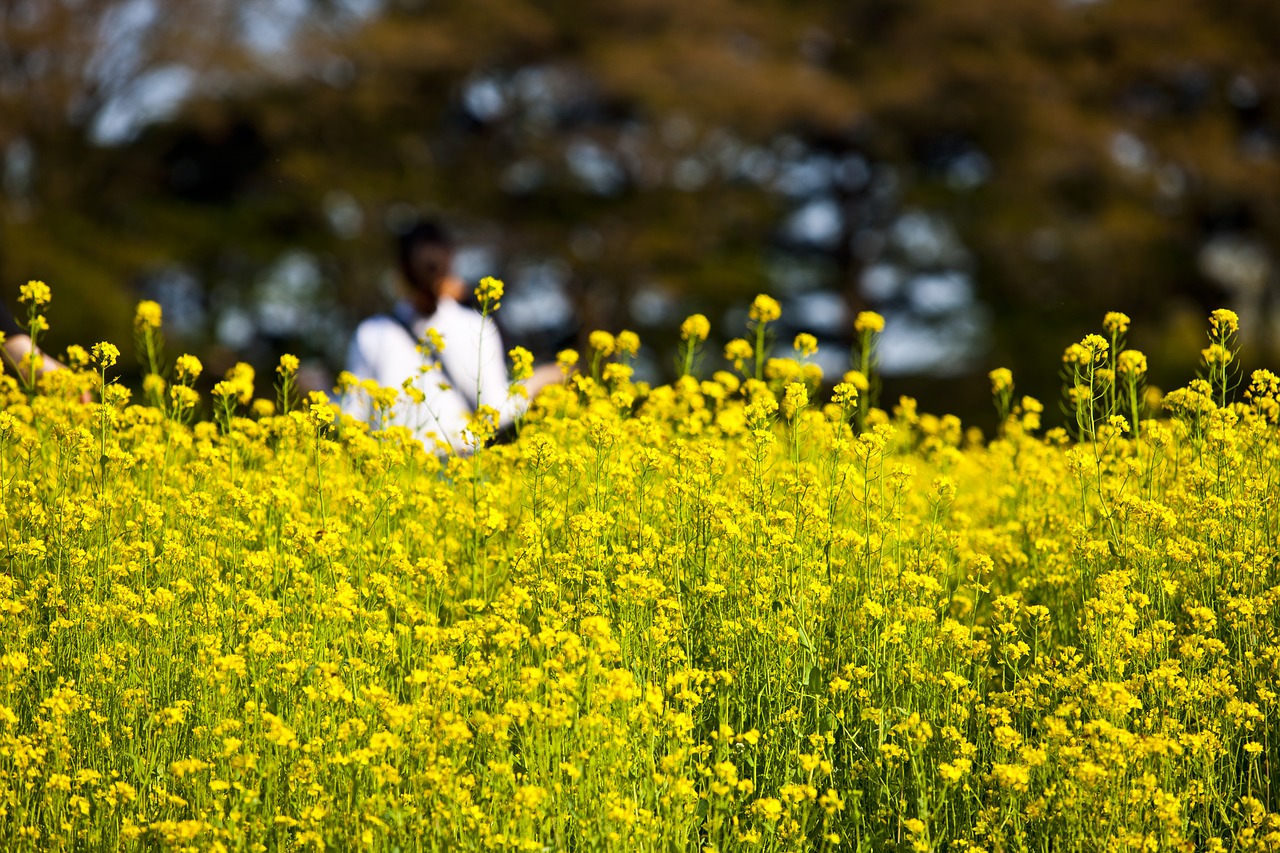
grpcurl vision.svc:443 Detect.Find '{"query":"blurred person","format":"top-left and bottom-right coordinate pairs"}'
top-left (342, 220), bottom-right (559, 453)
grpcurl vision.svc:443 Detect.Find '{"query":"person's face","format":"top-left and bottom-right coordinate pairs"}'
top-left (406, 243), bottom-right (453, 311)
top-left (408, 244), bottom-right (448, 293)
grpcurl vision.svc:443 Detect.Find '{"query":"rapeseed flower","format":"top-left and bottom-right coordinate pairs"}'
top-left (134, 300), bottom-right (163, 330)
top-left (475, 275), bottom-right (504, 310)
top-left (91, 341), bottom-right (120, 367)
top-left (854, 311), bottom-right (885, 333)
top-left (509, 346), bottom-right (534, 382)
top-left (616, 330), bottom-right (641, 357)
top-left (1209, 308), bottom-right (1239, 334)
top-left (1117, 349), bottom-right (1146, 376)
top-left (681, 314), bottom-right (710, 342)
top-left (1102, 311), bottom-right (1130, 335)
top-left (724, 338), bottom-right (753, 371)
top-left (748, 294), bottom-right (781, 324)
top-left (589, 330), bottom-right (617, 357)
top-left (175, 353), bottom-right (203, 381)
top-left (19, 279), bottom-right (51, 307)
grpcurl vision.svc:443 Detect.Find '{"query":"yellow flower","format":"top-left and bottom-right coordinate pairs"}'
top-left (818, 789), bottom-right (844, 815)
top-left (832, 382), bottom-right (859, 406)
top-left (425, 327), bottom-right (445, 354)
top-left (589, 330), bottom-right (616, 357)
top-left (277, 354), bottom-right (300, 374)
top-left (992, 762), bottom-right (1031, 792)
top-left (509, 346), bottom-right (534, 382)
top-left (66, 344), bottom-right (90, 369)
top-left (19, 280), bottom-right (51, 307)
top-left (91, 342), bottom-right (120, 368)
top-left (713, 370), bottom-right (740, 393)
top-left (1102, 311), bottom-right (1130, 335)
top-left (854, 311), bottom-right (885, 333)
top-left (748, 294), bottom-right (782, 324)
top-left (681, 314), bottom-right (710, 342)
top-left (1209, 308), bottom-right (1239, 335)
top-left (1117, 349), bottom-right (1147, 376)
top-left (556, 348), bottom-right (579, 375)
top-left (988, 368), bottom-right (1014, 394)
top-left (938, 759), bottom-right (971, 784)
top-left (843, 370), bottom-right (869, 392)
top-left (602, 362), bottom-right (633, 384)
top-left (793, 333), bottom-right (818, 357)
top-left (1202, 343), bottom-right (1233, 367)
top-left (466, 404), bottom-right (499, 446)
top-left (724, 338), bottom-right (753, 369)
top-left (475, 276), bottom-right (504, 308)
top-left (616, 330), bottom-right (641, 357)
top-left (224, 362), bottom-right (255, 405)
top-left (212, 380), bottom-right (239, 401)
top-left (170, 385), bottom-right (200, 411)
top-left (1064, 334), bottom-right (1107, 365)
top-left (308, 401), bottom-right (336, 426)
top-left (175, 354), bottom-right (203, 382)
top-left (765, 357), bottom-right (801, 382)
top-left (752, 797), bottom-right (784, 822)
top-left (143, 374), bottom-right (167, 398)
top-left (1249, 369), bottom-right (1279, 397)
top-left (134, 300), bottom-right (163, 330)
top-left (781, 382), bottom-right (809, 419)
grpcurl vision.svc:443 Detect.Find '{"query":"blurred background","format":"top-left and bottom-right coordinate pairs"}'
top-left (3, 0), bottom-right (1279, 425)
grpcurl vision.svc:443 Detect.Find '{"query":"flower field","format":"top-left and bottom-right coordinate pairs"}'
top-left (1, 288), bottom-right (1279, 852)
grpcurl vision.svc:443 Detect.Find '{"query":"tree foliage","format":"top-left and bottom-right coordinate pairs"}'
top-left (3, 0), bottom-right (1278, 412)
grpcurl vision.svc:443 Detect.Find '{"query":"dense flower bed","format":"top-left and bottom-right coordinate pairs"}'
top-left (1, 288), bottom-right (1278, 851)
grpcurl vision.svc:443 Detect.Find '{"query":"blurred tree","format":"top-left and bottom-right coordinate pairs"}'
top-left (4, 0), bottom-right (1279, 414)
top-left (836, 0), bottom-right (1280, 392)
top-left (0, 0), bottom-right (264, 346)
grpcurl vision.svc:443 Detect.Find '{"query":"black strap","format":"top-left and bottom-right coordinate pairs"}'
top-left (385, 311), bottom-right (477, 410)
top-left (0, 302), bottom-right (22, 337)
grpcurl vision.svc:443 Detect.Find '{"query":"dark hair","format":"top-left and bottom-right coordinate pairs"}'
top-left (397, 220), bottom-right (454, 317)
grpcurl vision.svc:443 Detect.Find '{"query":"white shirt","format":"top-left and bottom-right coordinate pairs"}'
top-left (342, 298), bottom-right (523, 453)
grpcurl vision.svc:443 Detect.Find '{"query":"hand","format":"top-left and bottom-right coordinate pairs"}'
top-left (526, 363), bottom-right (565, 397)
